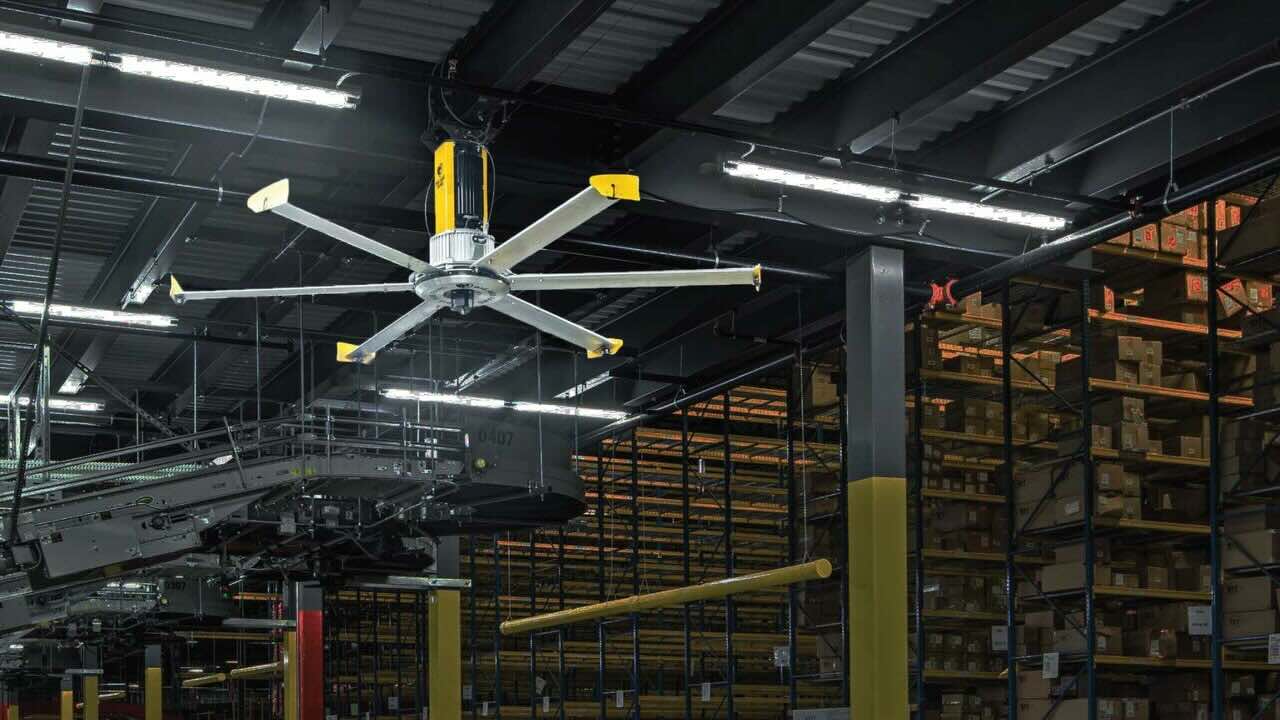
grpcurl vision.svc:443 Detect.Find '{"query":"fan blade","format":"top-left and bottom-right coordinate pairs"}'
top-left (473, 174), bottom-right (639, 273)
top-left (247, 179), bottom-right (430, 273)
top-left (488, 295), bottom-right (622, 359)
top-left (170, 277), bottom-right (413, 304)
top-left (508, 266), bottom-right (761, 292)
top-left (341, 300), bottom-right (442, 362)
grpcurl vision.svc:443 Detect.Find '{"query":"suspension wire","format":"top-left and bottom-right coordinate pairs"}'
top-left (535, 292), bottom-right (545, 495)
top-left (254, 297), bottom-right (262, 453)
top-left (7, 64), bottom-right (91, 545)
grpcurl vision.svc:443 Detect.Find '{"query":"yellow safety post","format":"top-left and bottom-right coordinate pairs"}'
top-left (500, 560), bottom-right (831, 635)
top-left (83, 675), bottom-right (99, 720)
top-left (283, 631), bottom-right (298, 720)
top-left (428, 589), bottom-right (461, 720)
top-left (848, 476), bottom-right (908, 720)
top-left (58, 682), bottom-right (72, 720)
top-left (144, 646), bottom-right (162, 720)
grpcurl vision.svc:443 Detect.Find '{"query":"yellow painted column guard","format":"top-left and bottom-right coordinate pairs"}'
top-left (283, 631), bottom-right (298, 720)
top-left (500, 559), bottom-right (832, 635)
top-left (59, 689), bottom-right (72, 720)
top-left (83, 675), bottom-right (99, 720)
top-left (144, 667), bottom-right (161, 720)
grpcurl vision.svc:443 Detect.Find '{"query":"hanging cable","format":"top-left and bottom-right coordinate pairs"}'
top-left (7, 64), bottom-right (91, 546)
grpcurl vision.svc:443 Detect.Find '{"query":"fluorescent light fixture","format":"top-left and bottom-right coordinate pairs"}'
top-left (58, 373), bottom-right (86, 395)
top-left (382, 388), bottom-right (627, 421)
top-left (0, 30), bottom-right (356, 109)
top-left (0, 29), bottom-right (94, 65)
top-left (1, 394), bottom-right (103, 412)
top-left (723, 160), bottom-right (1068, 231)
top-left (555, 371), bottom-right (612, 399)
top-left (116, 54), bottom-right (357, 109)
top-left (10, 299), bottom-right (177, 328)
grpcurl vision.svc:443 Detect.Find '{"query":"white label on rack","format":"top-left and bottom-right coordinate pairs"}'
top-left (773, 646), bottom-right (790, 668)
top-left (481, 703), bottom-right (489, 717)
top-left (543, 696), bottom-right (551, 713)
top-left (991, 626), bottom-right (1008, 652)
top-left (351, 705), bottom-right (360, 717)
top-left (387, 697), bottom-right (399, 711)
top-left (1188, 605), bottom-right (1211, 636)
top-left (1269, 634), bottom-right (1280, 664)
top-left (1064, 499), bottom-right (1080, 516)
top-left (463, 686), bottom-right (473, 701)
top-left (1042, 652), bottom-right (1059, 679)
top-left (702, 682), bottom-right (712, 702)
top-left (616, 690), bottom-right (624, 708)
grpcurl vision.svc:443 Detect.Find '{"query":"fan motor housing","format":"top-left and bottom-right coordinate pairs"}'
top-left (430, 228), bottom-right (493, 268)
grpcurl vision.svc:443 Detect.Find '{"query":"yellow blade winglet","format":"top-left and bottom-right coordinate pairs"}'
top-left (169, 275), bottom-right (185, 303)
top-left (752, 264), bottom-right (762, 291)
top-left (588, 174), bottom-right (639, 202)
top-left (586, 337), bottom-right (624, 359)
top-left (336, 342), bottom-right (375, 365)
top-left (247, 179), bottom-right (291, 214)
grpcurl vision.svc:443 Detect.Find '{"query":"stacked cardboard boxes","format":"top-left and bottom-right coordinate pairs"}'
top-left (1016, 669), bottom-right (1150, 720)
top-left (915, 627), bottom-right (1006, 674)
top-left (1014, 463), bottom-right (1141, 532)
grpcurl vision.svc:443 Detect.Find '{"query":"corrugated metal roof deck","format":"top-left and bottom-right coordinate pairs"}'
top-left (333, 0), bottom-right (495, 63)
top-left (713, 0), bottom-right (956, 125)
top-left (535, 0), bottom-right (720, 95)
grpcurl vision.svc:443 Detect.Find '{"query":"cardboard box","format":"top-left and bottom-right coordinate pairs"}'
top-left (1131, 224), bottom-right (1159, 250)
top-left (1112, 421), bottom-right (1150, 453)
top-left (1224, 609), bottom-right (1278, 639)
top-left (1163, 435), bottom-right (1203, 458)
top-left (1224, 529), bottom-right (1280, 569)
top-left (1152, 303), bottom-right (1209, 326)
top-left (1224, 576), bottom-right (1275, 613)
top-left (1096, 334), bottom-right (1147, 363)
top-left (1055, 539), bottom-right (1111, 565)
top-left (1095, 463), bottom-right (1140, 496)
top-left (1144, 485), bottom-right (1207, 523)
top-left (1093, 396), bottom-right (1146, 425)
top-left (1144, 566), bottom-right (1169, 590)
top-left (1147, 271), bottom-right (1209, 303)
top-left (1017, 671), bottom-right (1052, 699)
top-left (1054, 626), bottom-right (1122, 655)
top-left (1041, 562), bottom-right (1111, 592)
top-left (1138, 360), bottom-right (1161, 387)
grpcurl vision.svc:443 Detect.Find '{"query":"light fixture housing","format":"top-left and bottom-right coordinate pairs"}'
top-left (722, 160), bottom-right (1069, 231)
top-left (555, 371), bottom-right (613, 399)
top-left (2, 394), bottom-right (103, 412)
top-left (381, 388), bottom-right (627, 421)
top-left (9, 299), bottom-right (177, 328)
top-left (115, 54), bottom-right (357, 109)
top-left (0, 28), bottom-right (357, 109)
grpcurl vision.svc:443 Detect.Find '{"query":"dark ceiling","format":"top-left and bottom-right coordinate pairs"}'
top-left (0, 0), bottom-right (1278, 452)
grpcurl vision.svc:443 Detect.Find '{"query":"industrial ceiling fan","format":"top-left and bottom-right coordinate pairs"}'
top-left (168, 141), bottom-right (760, 363)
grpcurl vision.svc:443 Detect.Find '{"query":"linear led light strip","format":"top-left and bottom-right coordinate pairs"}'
top-left (723, 160), bottom-right (1068, 231)
top-left (1, 394), bottom-right (103, 412)
top-left (10, 299), bottom-right (177, 328)
top-left (0, 29), bottom-right (356, 109)
top-left (382, 388), bottom-right (627, 421)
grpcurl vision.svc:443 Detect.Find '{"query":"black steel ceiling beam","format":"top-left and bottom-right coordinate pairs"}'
top-left (0, 21), bottom-right (1124, 212)
top-left (777, 0), bottom-right (1124, 154)
top-left (619, 0), bottom-right (872, 121)
top-left (915, 0), bottom-right (1280, 184)
top-left (0, 119), bottom-right (54, 269)
top-left (1072, 59), bottom-right (1280, 198)
top-left (253, 0), bottom-right (363, 62)
top-left (455, 0), bottom-right (614, 91)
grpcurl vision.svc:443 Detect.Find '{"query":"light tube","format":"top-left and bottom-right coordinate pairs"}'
top-left (382, 388), bottom-right (627, 421)
top-left (723, 160), bottom-right (1068, 231)
top-left (116, 54), bottom-right (357, 109)
top-left (555, 371), bottom-right (612, 399)
top-left (0, 29), bottom-right (94, 65)
top-left (1, 394), bottom-right (103, 412)
top-left (0, 29), bottom-right (355, 108)
top-left (10, 299), bottom-right (177, 328)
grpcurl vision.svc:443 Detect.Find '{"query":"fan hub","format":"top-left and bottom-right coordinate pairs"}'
top-left (411, 268), bottom-right (509, 315)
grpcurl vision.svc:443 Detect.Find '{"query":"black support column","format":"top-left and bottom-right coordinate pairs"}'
top-left (844, 245), bottom-right (908, 720)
